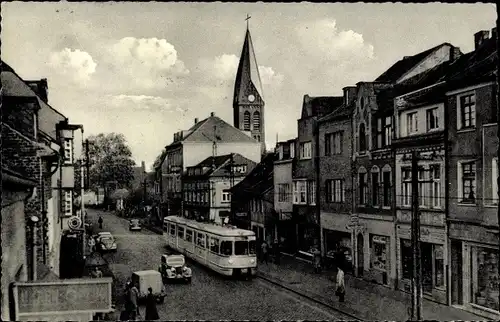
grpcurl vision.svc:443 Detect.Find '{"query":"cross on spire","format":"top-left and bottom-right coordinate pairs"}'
top-left (245, 14), bottom-right (251, 29)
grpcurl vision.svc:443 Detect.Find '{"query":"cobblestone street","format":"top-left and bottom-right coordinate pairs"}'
top-left (86, 209), bottom-right (350, 320)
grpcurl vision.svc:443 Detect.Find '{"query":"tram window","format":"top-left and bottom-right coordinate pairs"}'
top-left (170, 224), bottom-right (176, 236)
top-left (249, 240), bottom-right (256, 255)
top-left (209, 237), bottom-right (219, 253)
top-left (235, 241), bottom-right (249, 255)
top-left (164, 223), bottom-right (169, 232)
top-left (220, 241), bottom-right (232, 256)
top-left (186, 229), bottom-right (193, 243)
top-left (196, 233), bottom-right (206, 248)
top-left (178, 226), bottom-right (184, 239)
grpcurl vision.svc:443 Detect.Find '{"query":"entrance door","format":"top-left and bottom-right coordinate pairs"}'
top-left (421, 242), bottom-right (433, 293)
top-left (451, 240), bottom-right (463, 304)
top-left (357, 233), bottom-right (364, 276)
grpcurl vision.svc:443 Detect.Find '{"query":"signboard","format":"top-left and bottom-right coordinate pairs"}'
top-left (235, 212), bottom-right (247, 217)
top-left (12, 278), bottom-right (112, 320)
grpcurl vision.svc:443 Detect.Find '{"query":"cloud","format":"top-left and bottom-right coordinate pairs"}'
top-left (102, 37), bottom-right (189, 91)
top-left (198, 54), bottom-right (284, 86)
top-left (106, 94), bottom-right (188, 113)
top-left (296, 19), bottom-right (375, 63)
top-left (49, 48), bottom-right (97, 83)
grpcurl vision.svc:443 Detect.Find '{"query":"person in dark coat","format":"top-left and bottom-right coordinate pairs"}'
top-left (145, 287), bottom-right (160, 320)
top-left (98, 216), bottom-right (103, 229)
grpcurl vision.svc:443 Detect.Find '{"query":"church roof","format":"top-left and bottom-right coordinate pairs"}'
top-left (233, 28), bottom-right (264, 105)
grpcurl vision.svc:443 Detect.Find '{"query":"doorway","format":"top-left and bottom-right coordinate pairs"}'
top-left (451, 240), bottom-right (463, 304)
top-left (357, 233), bottom-right (364, 276)
top-left (421, 242), bottom-right (433, 293)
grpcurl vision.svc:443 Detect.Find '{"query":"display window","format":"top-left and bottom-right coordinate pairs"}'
top-left (370, 235), bottom-right (388, 271)
top-left (471, 247), bottom-right (499, 311)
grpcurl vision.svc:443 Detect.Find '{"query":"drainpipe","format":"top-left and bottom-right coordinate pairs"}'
top-left (314, 118), bottom-right (322, 256)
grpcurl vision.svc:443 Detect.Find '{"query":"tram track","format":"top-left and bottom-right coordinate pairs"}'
top-left (256, 273), bottom-right (363, 321)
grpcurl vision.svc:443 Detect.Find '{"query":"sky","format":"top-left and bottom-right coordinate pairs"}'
top-left (2, 2), bottom-right (496, 171)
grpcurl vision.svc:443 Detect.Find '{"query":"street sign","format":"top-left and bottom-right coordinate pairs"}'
top-left (12, 278), bottom-right (112, 320)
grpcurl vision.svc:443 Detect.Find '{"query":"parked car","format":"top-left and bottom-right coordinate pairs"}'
top-left (131, 270), bottom-right (167, 303)
top-left (159, 254), bottom-right (192, 283)
top-left (96, 232), bottom-right (117, 252)
top-left (129, 219), bottom-right (142, 231)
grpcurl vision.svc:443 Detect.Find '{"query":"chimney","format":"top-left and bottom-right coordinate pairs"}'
top-left (194, 118), bottom-right (198, 125)
top-left (210, 112), bottom-right (215, 117)
top-left (450, 46), bottom-right (462, 61)
top-left (474, 30), bottom-right (490, 50)
top-left (343, 86), bottom-right (357, 106)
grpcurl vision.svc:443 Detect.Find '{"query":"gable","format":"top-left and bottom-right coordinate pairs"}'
top-left (184, 116), bottom-right (258, 144)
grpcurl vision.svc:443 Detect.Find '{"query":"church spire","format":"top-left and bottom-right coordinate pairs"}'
top-left (233, 24), bottom-right (264, 104)
top-left (233, 19), bottom-right (266, 155)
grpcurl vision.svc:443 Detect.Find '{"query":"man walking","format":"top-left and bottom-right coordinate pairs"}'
top-left (98, 216), bottom-right (103, 229)
top-left (335, 263), bottom-right (346, 302)
top-left (261, 240), bottom-right (269, 264)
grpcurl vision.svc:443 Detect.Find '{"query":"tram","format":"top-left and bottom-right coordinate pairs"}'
top-left (163, 216), bottom-right (257, 278)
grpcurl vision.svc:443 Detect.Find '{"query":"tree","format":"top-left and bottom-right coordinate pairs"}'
top-left (87, 133), bottom-right (136, 189)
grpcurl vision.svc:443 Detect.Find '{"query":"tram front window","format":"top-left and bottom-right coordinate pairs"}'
top-left (220, 241), bottom-right (232, 256)
top-left (249, 240), bottom-right (256, 255)
top-left (235, 241), bottom-right (250, 255)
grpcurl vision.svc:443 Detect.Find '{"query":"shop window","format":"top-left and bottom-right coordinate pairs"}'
top-left (370, 235), bottom-right (388, 272)
top-left (472, 247), bottom-right (499, 311)
top-left (401, 239), bottom-right (413, 280)
top-left (434, 245), bottom-right (444, 288)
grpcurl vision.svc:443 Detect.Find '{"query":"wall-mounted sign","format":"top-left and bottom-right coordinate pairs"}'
top-left (12, 278), bottom-right (112, 320)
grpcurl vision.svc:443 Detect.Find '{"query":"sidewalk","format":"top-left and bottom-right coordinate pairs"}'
top-left (257, 254), bottom-right (482, 321)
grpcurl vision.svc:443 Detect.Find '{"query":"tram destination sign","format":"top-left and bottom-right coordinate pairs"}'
top-left (12, 278), bottom-right (112, 319)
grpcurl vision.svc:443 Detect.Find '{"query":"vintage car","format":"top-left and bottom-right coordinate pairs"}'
top-left (159, 254), bottom-right (192, 283)
top-left (129, 219), bottom-right (142, 231)
top-left (96, 232), bottom-right (117, 252)
top-left (131, 270), bottom-right (167, 304)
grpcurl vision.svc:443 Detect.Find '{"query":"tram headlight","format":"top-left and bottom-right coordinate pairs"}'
top-left (250, 259), bottom-right (255, 264)
top-left (228, 258), bottom-right (234, 264)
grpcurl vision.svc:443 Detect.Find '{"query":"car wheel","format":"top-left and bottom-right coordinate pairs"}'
top-left (187, 277), bottom-right (192, 283)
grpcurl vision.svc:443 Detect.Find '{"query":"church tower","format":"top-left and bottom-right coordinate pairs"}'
top-left (233, 23), bottom-right (266, 154)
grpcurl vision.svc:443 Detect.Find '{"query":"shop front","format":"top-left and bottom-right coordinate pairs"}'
top-left (449, 222), bottom-right (500, 319)
top-left (277, 211), bottom-right (296, 254)
top-left (321, 212), bottom-right (353, 273)
top-left (396, 223), bottom-right (447, 304)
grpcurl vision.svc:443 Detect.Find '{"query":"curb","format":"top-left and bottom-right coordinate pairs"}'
top-left (257, 271), bottom-right (362, 321)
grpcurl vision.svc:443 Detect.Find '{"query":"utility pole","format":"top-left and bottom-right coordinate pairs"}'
top-left (410, 151), bottom-right (423, 320)
top-left (314, 118), bottom-right (322, 255)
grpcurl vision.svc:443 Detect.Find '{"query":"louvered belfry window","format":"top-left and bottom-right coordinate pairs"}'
top-left (243, 111), bottom-right (251, 130)
top-left (253, 111), bottom-right (260, 131)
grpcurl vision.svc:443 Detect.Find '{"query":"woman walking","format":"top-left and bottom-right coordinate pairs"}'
top-left (145, 287), bottom-right (160, 320)
top-left (335, 263), bottom-right (346, 302)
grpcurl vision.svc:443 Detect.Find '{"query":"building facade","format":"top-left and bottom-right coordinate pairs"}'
top-left (446, 29), bottom-right (499, 318)
top-left (231, 152), bottom-right (276, 242)
top-left (274, 139), bottom-right (296, 253)
top-left (318, 86), bottom-right (357, 273)
top-left (293, 95), bottom-right (343, 253)
top-left (183, 153), bottom-right (256, 225)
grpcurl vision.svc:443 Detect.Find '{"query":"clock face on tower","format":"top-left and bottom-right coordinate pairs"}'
top-left (248, 94), bottom-right (255, 102)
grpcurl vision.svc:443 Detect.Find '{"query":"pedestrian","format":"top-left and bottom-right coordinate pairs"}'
top-left (335, 263), bottom-right (346, 303)
top-left (312, 246), bottom-right (321, 273)
top-left (125, 281), bottom-right (139, 320)
top-left (88, 237), bottom-right (96, 253)
top-left (261, 240), bottom-right (269, 264)
top-left (98, 216), bottom-right (103, 229)
top-left (273, 239), bottom-right (280, 264)
top-left (145, 287), bottom-right (160, 320)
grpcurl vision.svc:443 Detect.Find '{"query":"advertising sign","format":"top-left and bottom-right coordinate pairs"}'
top-left (12, 278), bottom-right (112, 320)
